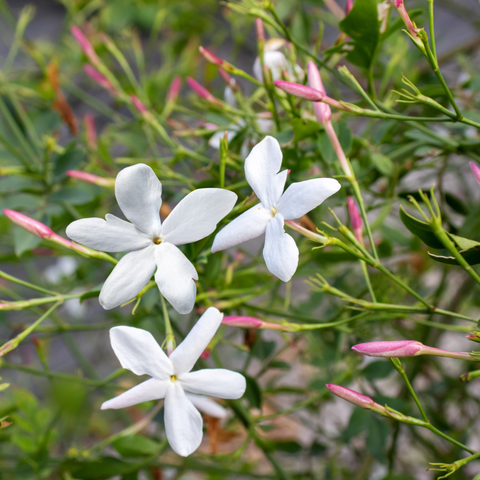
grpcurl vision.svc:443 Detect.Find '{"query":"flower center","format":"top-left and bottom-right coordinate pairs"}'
top-left (271, 206), bottom-right (277, 216)
top-left (153, 237), bottom-right (162, 245)
top-left (170, 375), bottom-right (177, 382)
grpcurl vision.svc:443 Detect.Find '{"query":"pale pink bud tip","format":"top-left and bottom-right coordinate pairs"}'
top-left (352, 340), bottom-right (423, 357)
top-left (307, 62), bottom-right (331, 123)
top-left (275, 80), bottom-right (325, 102)
top-left (200, 350), bottom-right (211, 359)
top-left (345, 0), bottom-right (354, 14)
top-left (199, 46), bottom-right (224, 66)
top-left (326, 384), bottom-right (375, 409)
top-left (83, 65), bottom-right (117, 95)
top-left (255, 18), bottom-right (265, 43)
top-left (4, 209), bottom-right (53, 239)
top-left (167, 76), bottom-right (182, 102)
top-left (347, 196), bottom-right (363, 241)
top-left (130, 95), bottom-right (149, 115)
top-left (66, 170), bottom-right (114, 187)
top-left (470, 162), bottom-right (480, 186)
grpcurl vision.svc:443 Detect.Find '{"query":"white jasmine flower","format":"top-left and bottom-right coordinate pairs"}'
top-left (101, 307), bottom-right (245, 456)
top-left (66, 164), bottom-right (237, 314)
top-left (212, 136), bottom-right (341, 282)
top-left (187, 393), bottom-right (227, 418)
top-left (253, 40), bottom-right (304, 83)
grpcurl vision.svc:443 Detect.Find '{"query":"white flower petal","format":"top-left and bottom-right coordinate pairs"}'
top-left (66, 214), bottom-right (151, 252)
top-left (211, 204), bottom-right (272, 253)
top-left (263, 213), bottom-right (299, 282)
top-left (99, 245), bottom-right (156, 310)
top-left (154, 243), bottom-right (198, 314)
top-left (180, 369), bottom-right (246, 399)
top-left (276, 178), bottom-right (341, 220)
top-left (115, 164), bottom-right (162, 236)
top-left (169, 307), bottom-right (223, 375)
top-left (101, 378), bottom-right (168, 410)
top-left (109, 326), bottom-right (173, 378)
top-left (161, 189), bottom-right (237, 246)
top-left (164, 382), bottom-right (203, 457)
top-left (245, 136), bottom-right (287, 209)
top-left (186, 394), bottom-right (227, 419)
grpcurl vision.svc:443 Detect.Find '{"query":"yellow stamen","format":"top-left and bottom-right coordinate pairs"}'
top-left (153, 237), bottom-right (162, 245)
top-left (170, 375), bottom-right (177, 382)
top-left (271, 207), bottom-right (277, 215)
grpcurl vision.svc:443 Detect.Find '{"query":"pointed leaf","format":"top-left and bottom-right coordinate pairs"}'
top-left (399, 206), bottom-right (444, 249)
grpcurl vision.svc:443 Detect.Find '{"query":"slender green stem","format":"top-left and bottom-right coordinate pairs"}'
top-left (0, 269), bottom-right (58, 296)
top-left (389, 358), bottom-right (428, 422)
top-left (360, 261), bottom-right (376, 302)
top-left (161, 294), bottom-right (175, 353)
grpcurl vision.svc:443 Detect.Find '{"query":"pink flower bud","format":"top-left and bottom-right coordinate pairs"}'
top-left (352, 340), bottom-right (423, 357)
top-left (199, 46), bottom-right (224, 66)
top-left (222, 316), bottom-right (284, 330)
top-left (307, 62), bottom-right (331, 123)
top-left (71, 26), bottom-right (99, 65)
top-left (352, 340), bottom-right (475, 361)
top-left (389, 0), bottom-right (421, 43)
top-left (167, 76), bottom-right (182, 102)
top-left (4, 209), bottom-right (90, 255)
top-left (66, 170), bottom-right (115, 187)
top-left (345, 0), bottom-right (354, 14)
top-left (83, 65), bottom-right (117, 96)
top-left (186, 77), bottom-right (222, 106)
top-left (219, 69), bottom-right (237, 91)
top-left (4, 209), bottom-right (53, 238)
top-left (84, 114), bottom-right (97, 150)
top-left (275, 80), bottom-right (325, 102)
top-left (129, 95), bottom-right (149, 116)
top-left (347, 196), bottom-right (363, 241)
top-left (470, 162), bottom-right (480, 187)
top-left (255, 18), bottom-right (265, 43)
top-left (326, 384), bottom-right (376, 410)
top-left (200, 349), bottom-right (211, 359)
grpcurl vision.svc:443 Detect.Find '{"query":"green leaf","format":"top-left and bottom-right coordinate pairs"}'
top-left (113, 435), bottom-right (160, 457)
top-left (399, 206), bottom-right (444, 249)
top-left (244, 375), bottom-right (262, 409)
top-left (65, 457), bottom-right (141, 479)
top-left (49, 187), bottom-right (95, 205)
top-left (445, 193), bottom-right (469, 215)
top-left (271, 128), bottom-right (294, 145)
top-left (362, 360), bottom-right (393, 381)
top-left (447, 233), bottom-right (480, 251)
top-left (53, 147), bottom-right (85, 179)
top-left (370, 153), bottom-right (394, 176)
top-left (291, 118), bottom-right (320, 142)
top-left (339, 0), bottom-right (380, 69)
top-left (428, 248), bottom-right (480, 266)
top-left (13, 224), bottom-right (41, 256)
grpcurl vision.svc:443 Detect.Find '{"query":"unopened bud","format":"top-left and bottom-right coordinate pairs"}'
top-left (352, 340), bottom-right (475, 361)
top-left (199, 46), bottom-right (224, 66)
top-left (71, 26), bottom-right (99, 65)
top-left (470, 162), bottom-right (480, 187)
top-left (166, 76), bottom-right (182, 102)
top-left (219, 69), bottom-right (238, 91)
top-left (186, 77), bottom-right (222, 106)
top-left (66, 170), bottom-right (115, 187)
top-left (466, 332), bottom-right (480, 344)
top-left (326, 384), bottom-right (376, 410)
top-left (129, 94), bottom-right (150, 116)
top-left (255, 18), bottom-right (265, 44)
top-left (347, 197), bottom-right (363, 242)
top-left (83, 65), bottom-right (117, 96)
top-left (274, 80), bottom-right (325, 102)
top-left (222, 316), bottom-right (284, 330)
top-left (307, 62), bottom-right (331, 123)
top-left (345, 0), bottom-right (354, 14)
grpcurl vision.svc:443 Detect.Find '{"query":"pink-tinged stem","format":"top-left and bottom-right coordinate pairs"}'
top-left (323, 121), bottom-right (352, 176)
top-left (347, 196), bottom-right (363, 241)
top-left (66, 170), bottom-right (114, 187)
top-left (71, 26), bottom-right (99, 65)
top-left (470, 162), bottom-right (480, 187)
top-left (186, 77), bottom-right (222, 106)
top-left (83, 65), bottom-right (118, 96)
top-left (219, 68), bottom-right (237, 91)
top-left (222, 316), bottom-right (285, 330)
top-left (389, 0), bottom-right (422, 45)
top-left (352, 340), bottom-right (476, 361)
top-left (285, 220), bottom-right (327, 244)
top-left (166, 76), bottom-right (182, 102)
top-left (307, 62), bottom-right (331, 123)
top-left (3, 209), bottom-right (90, 255)
top-left (83, 114), bottom-right (97, 150)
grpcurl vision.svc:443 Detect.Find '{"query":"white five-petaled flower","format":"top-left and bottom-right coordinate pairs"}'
top-left (66, 164), bottom-right (237, 314)
top-left (101, 307), bottom-right (246, 457)
top-left (212, 136), bottom-right (341, 282)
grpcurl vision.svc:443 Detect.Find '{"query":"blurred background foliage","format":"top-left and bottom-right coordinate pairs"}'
top-left (1, 0), bottom-right (480, 479)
